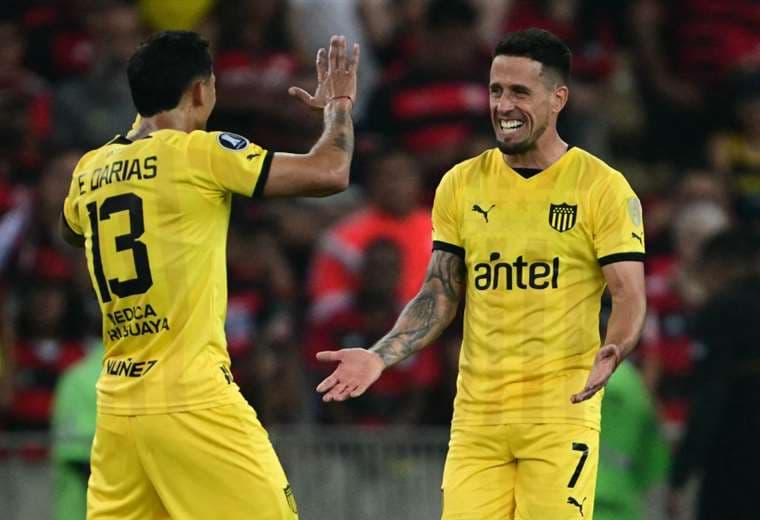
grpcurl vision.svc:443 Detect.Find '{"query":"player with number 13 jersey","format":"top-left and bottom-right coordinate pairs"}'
top-left (62, 31), bottom-right (360, 520)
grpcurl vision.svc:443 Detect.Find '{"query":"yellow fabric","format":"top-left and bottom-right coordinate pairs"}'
top-left (432, 147), bottom-right (645, 430)
top-left (88, 400), bottom-right (297, 519)
top-left (714, 133), bottom-right (760, 194)
top-left (63, 129), bottom-right (271, 415)
top-left (442, 423), bottom-right (599, 519)
top-left (138, 0), bottom-right (216, 31)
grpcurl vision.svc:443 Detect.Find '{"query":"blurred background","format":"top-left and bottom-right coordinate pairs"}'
top-left (0, 0), bottom-right (759, 519)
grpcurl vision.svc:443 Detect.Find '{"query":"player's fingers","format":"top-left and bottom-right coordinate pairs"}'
top-left (349, 384), bottom-right (367, 398)
top-left (349, 43), bottom-right (360, 73)
top-left (335, 35), bottom-right (346, 72)
top-left (571, 384), bottom-right (599, 403)
top-left (324, 383), bottom-right (349, 402)
top-left (288, 87), bottom-right (314, 105)
top-left (316, 48), bottom-right (327, 82)
top-left (316, 350), bottom-right (343, 363)
top-left (328, 35), bottom-right (340, 72)
top-left (316, 374), bottom-right (339, 393)
top-left (332, 383), bottom-right (352, 402)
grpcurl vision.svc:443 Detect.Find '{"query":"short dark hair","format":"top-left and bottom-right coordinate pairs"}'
top-left (493, 28), bottom-right (572, 84)
top-left (127, 31), bottom-right (213, 116)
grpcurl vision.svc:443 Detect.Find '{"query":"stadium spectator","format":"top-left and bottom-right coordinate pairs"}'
top-left (710, 71), bottom-right (760, 226)
top-left (639, 197), bottom-right (731, 436)
top-left (8, 280), bottom-right (86, 430)
top-left (290, 0), bottom-right (378, 117)
top-left (225, 221), bottom-right (302, 424)
top-left (359, 0), bottom-right (428, 73)
top-left (211, 0), bottom-right (314, 152)
top-left (595, 361), bottom-right (670, 520)
top-left (668, 228), bottom-right (760, 520)
top-left (362, 0), bottom-right (491, 187)
top-left (306, 239), bottom-right (441, 426)
top-left (52, 1), bottom-right (144, 149)
top-left (0, 19), bottom-right (52, 181)
top-left (630, 0), bottom-right (760, 165)
top-left (10, 150), bottom-right (82, 283)
top-left (308, 150), bottom-right (430, 320)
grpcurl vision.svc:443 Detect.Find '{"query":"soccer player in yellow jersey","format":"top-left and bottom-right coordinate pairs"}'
top-left (317, 28), bottom-right (646, 520)
top-left (60, 31), bottom-right (360, 519)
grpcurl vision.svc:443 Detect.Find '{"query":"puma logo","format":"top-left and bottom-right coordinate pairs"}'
top-left (246, 153), bottom-right (260, 161)
top-left (472, 204), bottom-right (495, 223)
top-left (567, 496), bottom-right (587, 517)
top-left (632, 232), bottom-right (643, 245)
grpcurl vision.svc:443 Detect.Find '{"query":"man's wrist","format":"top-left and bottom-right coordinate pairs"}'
top-left (367, 347), bottom-right (389, 369)
top-left (609, 344), bottom-right (623, 367)
top-left (326, 96), bottom-right (354, 110)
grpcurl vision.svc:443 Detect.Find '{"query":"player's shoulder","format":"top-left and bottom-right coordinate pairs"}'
top-left (72, 148), bottom-right (101, 175)
top-left (439, 148), bottom-right (500, 187)
top-left (570, 146), bottom-right (625, 183)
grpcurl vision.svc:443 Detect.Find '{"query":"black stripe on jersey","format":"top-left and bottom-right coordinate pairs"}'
top-left (433, 240), bottom-right (465, 258)
top-left (513, 167), bottom-right (543, 179)
top-left (598, 252), bottom-right (645, 266)
top-left (110, 135), bottom-right (132, 145)
top-left (252, 151), bottom-right (273, 198)
top-left (60, 211), bottom-right (83, 237)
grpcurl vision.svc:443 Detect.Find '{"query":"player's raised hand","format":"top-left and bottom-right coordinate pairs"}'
top-left (571, 344), bottom-right (621, 404)
top-left (315, 348), bottom-right (383, 402)
top-left (288, 35), bottom-right (360, 110)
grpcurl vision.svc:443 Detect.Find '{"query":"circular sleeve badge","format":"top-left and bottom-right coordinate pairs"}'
top-left (217, 132), bottom-right (249, 151)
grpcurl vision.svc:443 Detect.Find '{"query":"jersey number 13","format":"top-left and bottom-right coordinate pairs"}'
top-left (86, 193), bottom-right (153, 303)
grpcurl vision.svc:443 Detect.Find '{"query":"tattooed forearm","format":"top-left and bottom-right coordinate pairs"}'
top-left (323, 101), bottom-right (354, 155)
top-left (332, 132), bottom-right (351, 152)
top-left (370, 250), bottom-right (465, 367)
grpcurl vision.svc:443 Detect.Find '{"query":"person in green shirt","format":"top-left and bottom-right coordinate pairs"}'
top-left (51, 343), bottom-right (101, 520)
top-left (595, 361), bottom-right (670, 520)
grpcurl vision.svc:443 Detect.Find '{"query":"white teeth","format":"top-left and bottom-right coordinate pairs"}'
top-left (500, 120), bottom-right (524, 131)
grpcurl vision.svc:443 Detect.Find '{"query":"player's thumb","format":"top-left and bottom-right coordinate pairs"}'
top-left (288, 86), bottom-right (313, 105)
top-left (316, 350), bottom-right (342, 363)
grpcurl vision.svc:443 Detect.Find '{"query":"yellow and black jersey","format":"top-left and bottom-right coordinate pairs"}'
top-left (432, 147), bottom-right (645, 430)
top-left (63, 129), bottom-right (271, 415)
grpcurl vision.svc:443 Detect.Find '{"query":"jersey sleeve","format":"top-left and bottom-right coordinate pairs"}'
top-left (591, 170), bottom-right (645, 266)
top-left (189, 131), bottom-right (273, 197)
top-left (431, 167), bottom-right (464, 258)
top-left (62, 171), bottom-right (83, 236)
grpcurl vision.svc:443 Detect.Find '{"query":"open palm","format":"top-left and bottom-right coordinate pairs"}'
top-left (288, 35), bottom-right (360, 110)
top-left (315, 348), bottom-right (384, 402)
top-left (571, 344), bottom-right (621, 403)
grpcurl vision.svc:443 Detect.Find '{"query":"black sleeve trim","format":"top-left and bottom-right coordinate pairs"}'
top-left (252, 151), bottom-right (273, 198)
top-left (61, 211), bottom-right (83, 237)
top-left (598, 252), bottom-right (645, 266)
top-left (432, 240), bottom-right (465, 259)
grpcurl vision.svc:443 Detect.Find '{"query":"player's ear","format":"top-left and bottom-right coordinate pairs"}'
top-left (552, 84), bottom-right (569, 114)
top-left (190, 79), bottom-right (206, 108)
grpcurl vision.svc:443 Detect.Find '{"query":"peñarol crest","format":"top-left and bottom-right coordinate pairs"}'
top-left (549, 203), bottom-right (577, 232)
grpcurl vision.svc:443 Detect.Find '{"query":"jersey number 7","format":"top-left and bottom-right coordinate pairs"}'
top-left (86, 193), bottom-right (153, 303)
top-left (567, 442), bottom-right (589, 488)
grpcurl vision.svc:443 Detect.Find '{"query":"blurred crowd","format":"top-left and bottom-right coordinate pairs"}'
top-left (0, 0), bottom-right (759, 518)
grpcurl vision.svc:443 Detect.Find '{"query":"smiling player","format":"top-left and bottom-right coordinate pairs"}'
top-left (315, 28), bottom-right (646, 520)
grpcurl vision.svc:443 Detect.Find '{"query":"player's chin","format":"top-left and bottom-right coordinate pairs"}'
top-left (496, 137), bottom-right (533, 155)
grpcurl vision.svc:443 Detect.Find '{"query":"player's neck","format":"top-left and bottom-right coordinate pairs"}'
top-left (127, 108), bottom-right (198, 140)
top-left (501, 130), bottom-right (569, 170)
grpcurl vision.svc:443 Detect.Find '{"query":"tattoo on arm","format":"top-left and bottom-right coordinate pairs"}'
top-left (325, 103), bottom-right (353, 154)
top-left (371, 250), bottom-right (466, 367)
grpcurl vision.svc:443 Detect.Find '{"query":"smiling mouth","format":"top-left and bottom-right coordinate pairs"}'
top-left (498, 119), bottom-right (525, 134)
